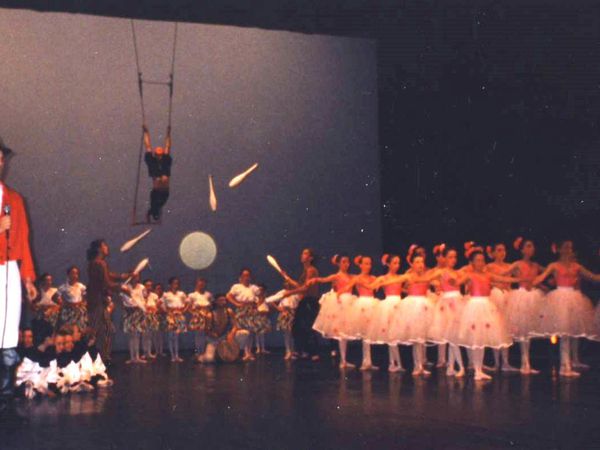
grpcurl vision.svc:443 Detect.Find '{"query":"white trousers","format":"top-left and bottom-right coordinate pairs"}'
top-left (0, 261), bottom-right (22, 349)
top-left (201, 330), bottom-right (250, 362)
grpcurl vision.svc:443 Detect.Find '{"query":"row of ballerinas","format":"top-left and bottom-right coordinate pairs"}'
top-left (307, 238), bottom-right (600, 380)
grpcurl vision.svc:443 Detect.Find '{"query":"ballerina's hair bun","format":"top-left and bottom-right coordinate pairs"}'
top-left (406, 244), bottom-right (418, 265)
top-left (513, 236), bottom-right (524, 251)
top-left (433, 243), bottom-right (446, 257)
top-left (331, 254), bottom-right (340, 266)
top-left (381, 254), bottom-right (390, 267)
top-left (464, 241), bottom-right (483, 259)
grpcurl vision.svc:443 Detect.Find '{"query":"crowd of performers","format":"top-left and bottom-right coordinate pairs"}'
top-left (16, 237), bottom-right (600, 396)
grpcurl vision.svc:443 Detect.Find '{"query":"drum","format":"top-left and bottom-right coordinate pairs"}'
top-left (217, 339), bottom-right (240, 362)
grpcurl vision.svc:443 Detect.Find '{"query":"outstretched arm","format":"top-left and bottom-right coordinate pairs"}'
top-left (579, 265), bottom-right (600, 283)
top-left (378, 274), bottom-right (409, 288)
top-left (533, 263), bottom-right (555, 286)
top-left (307, 273), bottom-right (339, 286)
top-left (143, 125), bottom-right (152, 152)
top-left (489, 272), bottom-right (520, 284)
top-left (164, 126), bottom-right (171, 154)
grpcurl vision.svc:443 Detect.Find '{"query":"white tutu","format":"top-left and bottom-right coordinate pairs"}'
top-left (457, 296), bottom-right (512, 349)
top-left (536, 287), bottom-right (594, 337)
top-left (388, 295), bottom-right (434, 344)
top-left (490, 287), bottom-right (510, 313)
top-left (505, 288), bottom-right (544, 340)
top-left (344, 296), bottom-right (380, 340)
top-left (312, 291), bottom-right (357, 340)
top-left (428, 291), bottom-right (465, 344)
top-left (365, 295), bottom-right (402, 344)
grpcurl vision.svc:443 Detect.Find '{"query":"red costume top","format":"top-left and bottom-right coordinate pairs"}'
top-left (0, 184), bottom-right (36, 280)
top-left (554, 263), bottom-right (579, 288)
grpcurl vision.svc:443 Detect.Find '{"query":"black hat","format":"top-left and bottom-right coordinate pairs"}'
top-left (0, 137), bottom-right (14, 156)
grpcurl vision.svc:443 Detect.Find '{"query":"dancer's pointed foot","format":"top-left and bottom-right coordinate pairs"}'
top-left (454, 369), bottom-right (466, 378)
top-left (339, 361), bottom-right (356, 369)
top-left (474, 371), bottom-right (492, 381)
top-left (501, 364), bottom-right (520, 373)
top-left (559, 369), bottom-right (581, 378)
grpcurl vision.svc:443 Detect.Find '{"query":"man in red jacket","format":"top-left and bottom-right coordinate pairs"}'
top-left (0, 138), bottom-right (37, 415)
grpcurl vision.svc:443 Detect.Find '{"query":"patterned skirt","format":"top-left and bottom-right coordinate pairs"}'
top-left (166, 310), bottom-right (187, 334)
top-left (235, 304), bottom-right (260, 332)
top-left (123, 307), bottom-right (146, 333)
top-left (144, 311), bottom-right (160, 332)
top-left (255, 313), bottom-right (272, 335)
top-left (276, 309), bottom-right (295, 332)
top-left (60, 302), bottom-right (88, 330)
top-left (36, 306), bottom-right (60, 328)
top-left (188, 309), bottom-right (210, 332)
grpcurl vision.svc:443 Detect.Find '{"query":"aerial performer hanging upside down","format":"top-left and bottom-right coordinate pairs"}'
top-left (143, 124), bottom-right (172, 222)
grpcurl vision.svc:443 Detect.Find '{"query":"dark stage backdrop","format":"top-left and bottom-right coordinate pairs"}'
top-left (0, 10), bottom-right (381, 348)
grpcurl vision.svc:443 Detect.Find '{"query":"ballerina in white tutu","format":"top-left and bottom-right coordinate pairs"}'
top-left (533, 240), bottom-right (600, 377)
top-left (430, 244), bottom-right (448, 368)
top-left (504, 237), bottom-right (545, 375)
top-left (345, 256), bottom-right (381, 371)
top-left (381, 247), bottom-right (438, 376)
top-left (365, 254), bottom-right (407, 373)
top-left (458, 243), bottom-right (520, 381)
top-left (427, 245), bottom-right (467, 377)
top-left (485, 242), bottom-right (519, 373)
top-left (309, 255), bottom-right (357, 368)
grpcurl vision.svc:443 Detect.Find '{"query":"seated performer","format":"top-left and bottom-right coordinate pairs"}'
top-left (143, 124), bottom-right (172, 222)
top-left (196, 294), bottom-right (249, 364)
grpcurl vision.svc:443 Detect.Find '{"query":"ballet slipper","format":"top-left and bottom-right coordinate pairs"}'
top-left (559, 369), bottom-right (581, 378)
top-left (360, 364), bottom-right (372, 371)
top-left (339, 362), bottom-right (356, 369)
top-left (436, 361), bottom-right (447, 368)
top-left (388, 364), bottom-right (402, 373)
top-left (474, 371), bottom-right (492, 381)
top-left (446, 367), bottom-right (456, 377)
top-left (454, 369), bottom-right (465, 378)
top-left (422, 369), bottom-right (431, 376)
top-left (483, 364), bottom-right (497, 372)
top-left (284, 352), bottom-right (292, 360)
top-left (125, 359), bottom-right (134, 365)
top-left (412, 368), bottom-right (422, 376)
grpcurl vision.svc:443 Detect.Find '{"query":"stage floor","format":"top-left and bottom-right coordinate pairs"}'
top-left (3, 343), bottom-right (600, 449)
